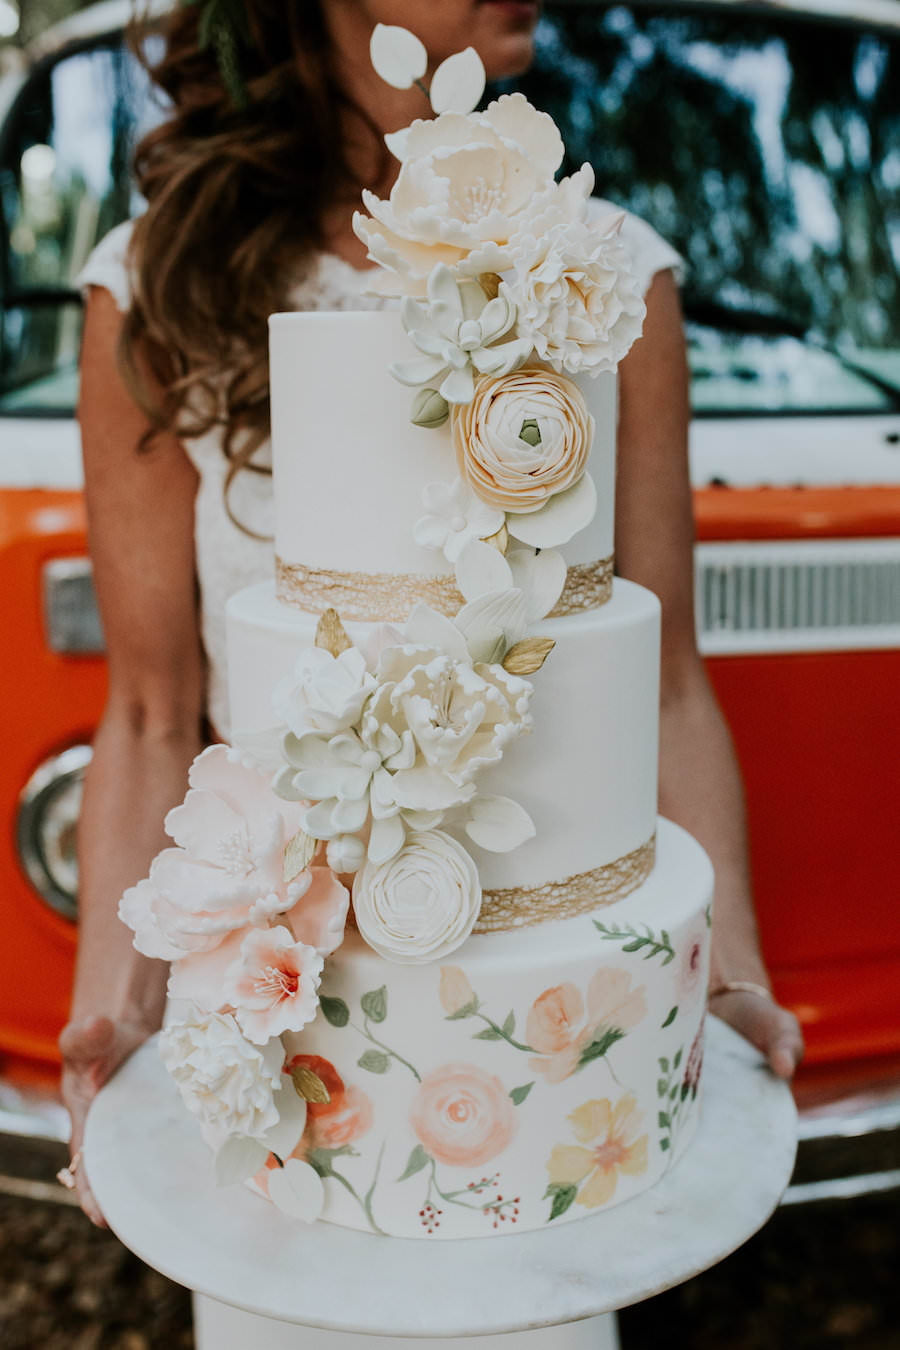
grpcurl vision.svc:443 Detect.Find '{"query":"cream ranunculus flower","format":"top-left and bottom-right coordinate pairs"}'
top-left (159, 1009), bottom-right (286, 1146)
top-left (452, 366), bottom-right (596, 547)
top-left (352, 94), bottom-right (593, 297)
top-left (352, 830), bottom-right (482, 963)
top-left (502, 213), bottom-right (646, 376)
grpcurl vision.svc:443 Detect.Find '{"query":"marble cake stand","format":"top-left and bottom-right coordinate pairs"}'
top-left (84, 1016), bottom-right (796, 1345)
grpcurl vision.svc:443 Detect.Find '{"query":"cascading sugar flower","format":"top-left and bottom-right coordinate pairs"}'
top-left (224, 925), bottom-right (324, 1044)
top-left (273, 645), bottom-right (375, 739)
top-left (502, 212), bottom-right (646, 376)
top-left (453, 367), bottom-right (597, 549)
top-left (352, 829), bottom-right (483, 963)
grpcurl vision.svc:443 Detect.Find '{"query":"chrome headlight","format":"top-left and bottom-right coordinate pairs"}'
top-left (16, 745), bottom-right (92, 921)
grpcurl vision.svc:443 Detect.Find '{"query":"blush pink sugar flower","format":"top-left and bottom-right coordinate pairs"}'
top-left (224, 925), bottom-right (324, 1045)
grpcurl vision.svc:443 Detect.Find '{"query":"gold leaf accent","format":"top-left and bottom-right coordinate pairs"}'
top-left (290, 1065), bottom-right (331, 1105)
top-left (502, 636), bottom-right (556, 675)
top-left (315, 608), bottom-right (352, 657)
top-left (479, 272), bottom-right (501, 300)
top-left (481, 522), bottom-right (509, 555)
top-left (283, 830), bottom-right (317, 884)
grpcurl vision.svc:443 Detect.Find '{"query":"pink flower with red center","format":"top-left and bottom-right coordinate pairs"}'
top-left (224, 926), bottom-right (323, 1044)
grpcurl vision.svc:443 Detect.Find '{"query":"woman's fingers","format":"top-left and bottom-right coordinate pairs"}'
top-left (709, 990), bottom-right (804, 1079)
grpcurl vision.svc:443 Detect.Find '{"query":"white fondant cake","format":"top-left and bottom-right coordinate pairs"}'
top-left (119, 26), bottom-right (714, 1244)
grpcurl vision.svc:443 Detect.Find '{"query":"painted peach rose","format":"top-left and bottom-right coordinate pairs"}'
top-left (528, 969), bottom-right (647, 1084)
top-left (452, 366), bottom-right (595, 548)
top-left (546, 1093), bottom-right (648, 1209)
top-left (439, 966), bottom-right (476, 1016)
top-left (410, 1062), bottom-right (516, 1168)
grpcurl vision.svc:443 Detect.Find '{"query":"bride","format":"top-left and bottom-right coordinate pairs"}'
top-left (58, 0), bottom-right (803, 1225)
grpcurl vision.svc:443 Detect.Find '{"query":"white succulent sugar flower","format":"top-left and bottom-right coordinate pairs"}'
top-left (413, 476), bottom-right (505, 563)
top-left (391, 265), bottom-right (532, 405)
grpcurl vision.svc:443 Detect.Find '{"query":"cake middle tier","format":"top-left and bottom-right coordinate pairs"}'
top-left (227, 577), bottom-right (660, 908)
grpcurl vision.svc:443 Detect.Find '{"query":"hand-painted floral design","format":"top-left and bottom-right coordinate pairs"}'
top-left (677, 925), bottom-right (708, 1003)
top-left (410, 1062), bottom-right (517, 1168)
top-left (286, 1054), bottom-right (375, 1152)
top-left (683, 1016), bottom-right (705, 1100)
top-left (545, 1094), bottom-right (648, 1219)
top-left (439, 966), bottom-right (477, 1016)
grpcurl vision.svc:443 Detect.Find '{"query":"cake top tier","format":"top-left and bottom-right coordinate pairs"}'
top-left (271, 27), bottom-right (646, 624)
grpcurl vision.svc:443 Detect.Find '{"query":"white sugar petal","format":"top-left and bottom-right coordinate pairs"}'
top-left (506, 474), bottom-right (598, 549)
top-left (454, 538), bottom-right (513, 602)
top-left (430, 47), bottom-right (486, 115)
top-left (404, 601), bottom-right (470, 663)
top-left (465, 795), bottom-right (536, 852)
top-left (267, 1159), bottom-right (325, 1224)
top-left (507, 547), bottom-right (567, 623)
top-left (384, 126), bottom-right (411, 160)
top-left (368, 812), bottom-right (406, 863)
top-left (261, 1084), bottom-right (308, 1159)
top-left (214, 1136), bottom-right (269, 1187)
top-left (370, 24), bottom-right (428, 90)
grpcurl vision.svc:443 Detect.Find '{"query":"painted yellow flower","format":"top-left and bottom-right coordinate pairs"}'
top-left (546, 1094), bottom-right (648, 1209)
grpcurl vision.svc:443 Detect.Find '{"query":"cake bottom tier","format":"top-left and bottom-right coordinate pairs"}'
top-left (251, 818), bottom-right (714, 1239)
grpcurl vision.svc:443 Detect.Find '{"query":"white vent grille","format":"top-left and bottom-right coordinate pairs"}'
top-left (695, 539), bottom-right (900, 654)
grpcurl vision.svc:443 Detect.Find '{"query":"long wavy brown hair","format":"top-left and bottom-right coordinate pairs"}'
top-left (120, 1), bottom-right (383, 526)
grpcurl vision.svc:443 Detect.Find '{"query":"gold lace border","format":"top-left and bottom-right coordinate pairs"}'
top-left (275, 554), bottom-right (614, 623)
top-left (474, 833), bottom-right (656, 933)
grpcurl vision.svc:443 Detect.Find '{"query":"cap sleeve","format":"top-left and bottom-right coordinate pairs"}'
top-left (75, 219), bottom-right (136, 312)
top-left (587, 197), bottom-right (685, 296)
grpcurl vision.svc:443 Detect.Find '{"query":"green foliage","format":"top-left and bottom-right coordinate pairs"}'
top-left (320, 996), bottom-right (350, 1028)
top-left (397, 1144), bottom-right (430, 1182)
top-left (510, 1082), bottom-right (535, 1106)
top-left (357, 1049), bottom-right (391, 1074)
top-left (545, 1181), bottom-right (578, 1222)
top-left (361, 986), bottom-right (388, 1023)
top-left (593, 921), bottom-right (675, 965)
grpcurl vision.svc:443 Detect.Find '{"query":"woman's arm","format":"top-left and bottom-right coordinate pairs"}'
top-left (615, 269), bottom-right (804, 1079)
top-left (60, 286), bottom-right (205, 1224)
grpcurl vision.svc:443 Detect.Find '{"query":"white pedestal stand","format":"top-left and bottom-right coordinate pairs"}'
top-left (85, 1017), bottom-right (796, 1346)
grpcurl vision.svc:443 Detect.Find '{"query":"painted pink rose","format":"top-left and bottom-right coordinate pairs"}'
top-left (410, 1063), bottom-right (516, 1169)
top-left (289, 1055), bottom-right (373, 1152)
top-left (526, 983), bottom-right (585, 1055)
top-left (223, 925), bottom-right (323, 1044)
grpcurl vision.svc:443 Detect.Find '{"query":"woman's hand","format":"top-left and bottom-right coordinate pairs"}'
top-left (59, 1014), bottom-right (155, 1226)
top-left (709, 989), bottom-right (805, 1080)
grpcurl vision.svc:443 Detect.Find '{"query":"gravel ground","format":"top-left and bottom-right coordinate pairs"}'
top-left (0, 1184), bottom-right (897, 1349)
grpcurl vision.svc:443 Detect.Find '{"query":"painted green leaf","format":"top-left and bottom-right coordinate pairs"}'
top-left (662, 1006), bottom-right (678, 1028)
top-left (658, 1111), bottom-right (671, 1129)
top-left (660, 1137), bottom-right (671, 1152)
top-left (704, 903), bottom-right (713, 928)
top-left (357, 1049), bottom-right (391, 1074)
top-left (577, 1026), bottom-right (626, 1069)
top-left (474, 1027), bottom-right (503, 1041)
top-left (681, 1081), bottom-right (691, 1101)
top-left (658, 1057), bottom-right (670, 1073)
top-left (669, 1086), bottom-right (678, 1101)
top-left (621, 938), bottom-right (647, 953)
top-left (361, 986), bottom-right (388, 1023)
top-left (305, 1145), bottom-right (353, 1178)
top-left (673, 1047), bottom-right (683, 1070)
top-left (502, 1010), bottom-right (516, 1038)
top-left (545, 1182), bottom-right (578, 1222)
top-left (510, 1082), bottom-right (534, 1106)
top-left (397, 1144), bottom-right (430, 1182)
top-left (445, 998), bottom-right (479, 1021)
top-left (657, 1079), bottom-right (668, 1097)
top-left (320, 996), bottom-right (350, 1028)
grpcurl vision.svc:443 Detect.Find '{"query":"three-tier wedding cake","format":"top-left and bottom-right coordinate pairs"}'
top-left (119, 25), bottom-right (713, 1240)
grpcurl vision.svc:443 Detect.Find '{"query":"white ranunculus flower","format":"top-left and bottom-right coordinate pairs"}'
top-left (352, 94), bottom-right (590, 297)
top-left (273, 646), bottom-right (375, 739)
top-left (352, 829), bottom-right (483, 963)
top-left (159, 1009), bottom-right (286, 1146)
top-left (502, 212), bottom-right (646, 375)
top-left (413, 476), bottom-right (505, 564)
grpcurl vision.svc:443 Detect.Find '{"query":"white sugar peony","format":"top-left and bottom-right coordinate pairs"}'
top-left (273, 646), bottom-right (375, 739)
top-left (353, 94), bottom-right (590, 297)
top-left (159, 1009), bottom-right (286, 1146)
top-left (352, 830), bottom-right (482, 963)
top-left (502, 213), bottom-right (646, 375)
